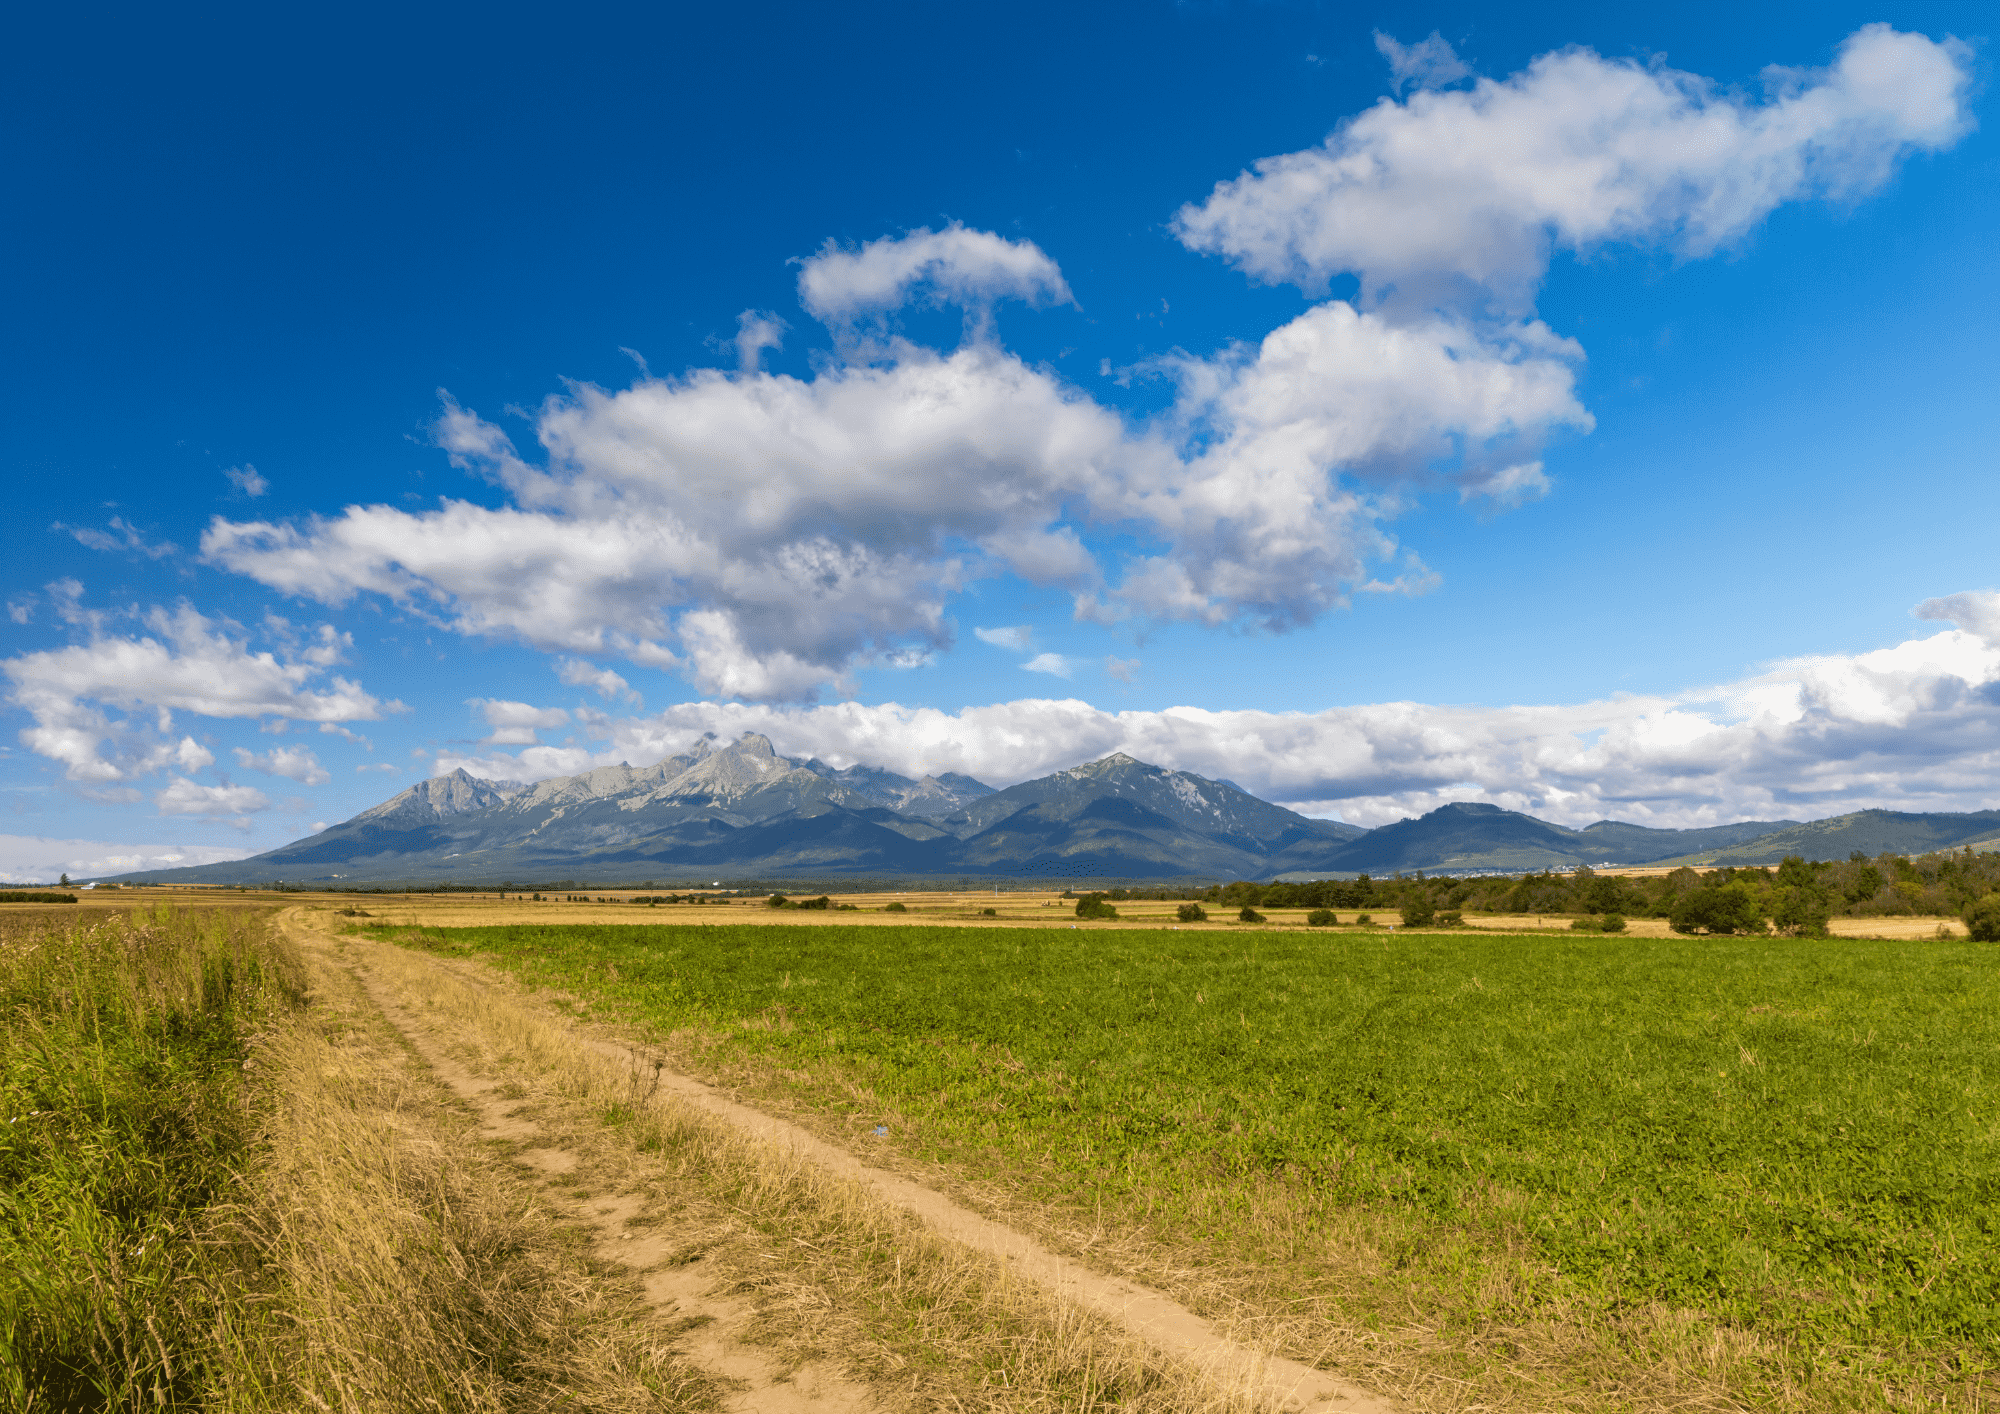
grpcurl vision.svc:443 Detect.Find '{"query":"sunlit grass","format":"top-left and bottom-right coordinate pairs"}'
top-left (0, 905), bottom-right (300, 1409)
top-left (387, 920), bottom-right (2000, 1405)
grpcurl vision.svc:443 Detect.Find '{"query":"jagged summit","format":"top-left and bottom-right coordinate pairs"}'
top-left (353, 768), bottom-right (526, 826)
top-left (1062, 752), bottom-right (1144, 778)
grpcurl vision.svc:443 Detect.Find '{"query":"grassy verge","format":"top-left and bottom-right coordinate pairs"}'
top-left (378, 919), bottom-right (2000, 1411)
top-left (0, 906), bottom-right (717, 1413)
top-left (0, 904), bottom-right (299, 1410)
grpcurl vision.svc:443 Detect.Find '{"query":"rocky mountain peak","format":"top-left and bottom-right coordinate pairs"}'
top-left (1063, 752), bottom-right (1146, 779)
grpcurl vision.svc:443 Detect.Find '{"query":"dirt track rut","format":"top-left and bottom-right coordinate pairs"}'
top-left (293, 910), bottom-right (1392, 1414)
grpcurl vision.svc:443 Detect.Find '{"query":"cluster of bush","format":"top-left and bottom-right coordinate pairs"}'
top-left (1200, 849), bottom-right (2000, 938)
top-left (632, 893), bottom-right (731, 905)
top-left (765, 894), bottom-right (859, 911)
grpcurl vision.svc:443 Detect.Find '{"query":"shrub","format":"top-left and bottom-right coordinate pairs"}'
top-left (1438, 909), bottom-right (1464, 927)
top-left (1076, 894), bottom-right (1119, 920)
top-left (1176, 902), bottom-right (1207, 923)
top-left (1306, 908), bottom-right (1336, 926)
top-left (980, 907), bottom-right (998, 916)
top-left (1400, 900), bottom-right (1436, 928)
top-left (766, 893), bottom-right (790, 909)
top-left (1772, 886), bottom-right (1832, 937)
top-left (1356, 913), bottom-right (1372, 925)
top-left (1601, 913), bottom-right (1626, 933)
top-left (1571, 916), bottom-right (1601, 932)
top-left (1670, 882), bottom-right (1766, 935)
top-left (883, 902), bottom-right (907, 913)
top-left (1965, 893), bottom-right (2000, 942)
top-left (1237, 906), bottom-right (1265, 923)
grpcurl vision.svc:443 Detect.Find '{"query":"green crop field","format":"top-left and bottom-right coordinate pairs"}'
top-left (384, 920), bottom-right (2000, 1402)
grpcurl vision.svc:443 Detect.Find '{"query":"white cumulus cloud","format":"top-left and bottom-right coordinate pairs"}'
top-left (233, 744), bottom-right (331, 786)
top-left (156, 777), bottom-right (270, 820)
top-left (470, 698), bottom-right (570, 746)
top-left (1176, 24), bottom-right (1973, 313)
top-left (194, 30), bottom-right (1971, 705)
top-left (429, 593), bottom-right (2000, 832)
top-left (3, 600), bottom-right (396, 782)
top-left (556, 657), bottom-right (639, 704)
top-left (796, 223), bottom-right (1072, 325)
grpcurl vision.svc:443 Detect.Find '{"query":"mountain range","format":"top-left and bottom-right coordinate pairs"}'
top-left (100, 733), bottom-right (2000, 885)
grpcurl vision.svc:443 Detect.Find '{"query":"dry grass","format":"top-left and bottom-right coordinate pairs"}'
top-left (319, 921), bottom-right (1308, 1414)
top-left (201, 929), bottom-right (719, 1413)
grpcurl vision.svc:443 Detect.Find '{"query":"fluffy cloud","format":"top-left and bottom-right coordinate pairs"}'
top-left (796, 223), bottom-right (1072, 325)
top-left (733, 311), bottom-right (787, 373)
top-left (3, 600), bottom-right (395, 781)
top-left (1176, 24), bottom-right (1971, 312)
top-left (1134, 304), bottom-right (1586, 624)
top-left (432, 593), bottom-right (2000, 830)
top-left (155, 777), bottom-right (270, 820)
top-left (233, 744), bottom-right (331, 786)
top-left (196, 28), bottom-right (1968, 704)
top-left (556, 657), bottom-right (639, 704)
top-left (0, 834), bottom-right (256, 886)
top-left (469, 698), bottom-right (570, 746)
top-left (1021, 653), bottom-right (1073, 678)
top-left (203, 295), bottom-right (1586, 695)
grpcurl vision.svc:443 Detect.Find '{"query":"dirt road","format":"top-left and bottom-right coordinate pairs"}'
top-left (284, 907), bottom-right (1392, 1414)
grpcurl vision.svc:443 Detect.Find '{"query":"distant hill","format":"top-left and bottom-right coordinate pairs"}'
top-left (1651, 809), bottom-right (2000, 866)
top-left (1270, 802), bottom-right (1801, 877)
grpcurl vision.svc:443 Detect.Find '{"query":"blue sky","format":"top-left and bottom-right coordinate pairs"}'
top-left (3, 1), bottom-right (1996, 881)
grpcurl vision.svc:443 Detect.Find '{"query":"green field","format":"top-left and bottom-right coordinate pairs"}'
top-left (388, 920), bottom-right (2000, 1394)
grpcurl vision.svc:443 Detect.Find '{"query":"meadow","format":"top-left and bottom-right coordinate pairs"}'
top-left (387, 918), bottom-right (2000, 1403)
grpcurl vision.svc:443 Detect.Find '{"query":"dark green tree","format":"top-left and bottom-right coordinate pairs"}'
top-left (1670, 881), bottom-right (1765, 935)
top-left (1076, 894), bottom-right (1119, 920)
top-left (1964, 893), bottom-right (2000, 942)
top-left (1771, 885), bottom-right (1833, 937)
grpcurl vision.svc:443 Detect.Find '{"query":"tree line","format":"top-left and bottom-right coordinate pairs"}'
top-left (1198, 849), bottom-right (2000, 938)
